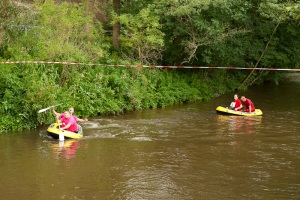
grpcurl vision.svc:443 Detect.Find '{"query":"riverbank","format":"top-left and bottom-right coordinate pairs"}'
top-left (0, 64), bottom-right (246, 131)
top-left (1, 1), bottom-right (300, 131)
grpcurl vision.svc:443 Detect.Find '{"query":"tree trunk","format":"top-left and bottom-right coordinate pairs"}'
top-left (0, 0), bottom-right (10, 46)
top-left (0, 28), bottom-right (2, 46)
top-left (94, 0), bottom-right (109, 26)
top-left (112, 0), bottom-right (120, 48)
top-left (0, 0), bottom-right (9, 14)
top-left (84, 0), bottom-right (95, 16)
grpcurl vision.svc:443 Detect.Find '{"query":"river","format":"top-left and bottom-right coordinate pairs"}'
top-left (0, 79), bottom-right (299, 200)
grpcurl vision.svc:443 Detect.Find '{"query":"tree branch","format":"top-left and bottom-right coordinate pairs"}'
top-left (239, 21), bottom-right (281, 88)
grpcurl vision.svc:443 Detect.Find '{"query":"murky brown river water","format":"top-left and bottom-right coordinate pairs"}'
top-left (0, 80), bottom-right (300, 200)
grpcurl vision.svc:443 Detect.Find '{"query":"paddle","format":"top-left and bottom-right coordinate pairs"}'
top-left (58, 125), bottom-right (65, 141)
top-left (57, 117), bottom-right (65, 141)
top-left (38, 103), bottom-right (63, 113)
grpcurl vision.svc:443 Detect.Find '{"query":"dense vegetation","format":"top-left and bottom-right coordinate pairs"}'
top-left (0, 0), bottom-right (299, 130)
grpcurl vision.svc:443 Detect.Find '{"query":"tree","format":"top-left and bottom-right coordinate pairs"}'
top-left (33, 0), bottom-right (106, 62)
top-left (112, 0), bottom-right (120, 48)
top-left (117, 6), bottom-right (164, 64)
top-left (0, 0), bottom-right (10, 46)
top-left (241, 1), bottom-right (300, 87)
top-left (154, 0), bottom-right (253, 65)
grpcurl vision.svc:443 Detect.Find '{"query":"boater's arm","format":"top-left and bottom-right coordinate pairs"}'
top-left (76, 118), bottom-right (88, 122)
top-left (235, 105), bottom-right (242, 111)
top-left (60, 123), bottom-right (71, 130)
top-left (73, 115), bottom-right (88, 122)
top-left (51, 107), bottom-right (61, 117)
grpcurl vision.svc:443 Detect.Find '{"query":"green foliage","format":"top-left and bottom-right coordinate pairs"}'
top-left (156, 0), bottom-right (300, 72)
top-left (34, 0), bottom-right (106, 62)
top-left (259, 1), bottom-right (300, 22)
top-left (0, 0), bottom-right (300, 131)
top-left (0, 65), bottom-right (44, 130)
top-left (155, 0), bottom-right (253, 65)
top-left (116, 7), bottom-right (165, 64)
top-left (2, 0), bottom-right (107, 63)
top-left (0, 62), bottom-right (241, 131)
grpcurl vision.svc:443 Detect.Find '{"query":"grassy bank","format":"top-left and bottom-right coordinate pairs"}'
top-left (0, 63), bottom-right (243, 131)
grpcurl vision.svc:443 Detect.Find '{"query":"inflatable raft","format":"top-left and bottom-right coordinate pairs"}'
top-left (47, 123), bottom-right (83, 139)
top-left (216, 106), bottom-right (263, 116)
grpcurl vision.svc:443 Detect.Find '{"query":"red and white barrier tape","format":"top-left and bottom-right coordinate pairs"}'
top-left (0, 61), bottom-right (300, 71)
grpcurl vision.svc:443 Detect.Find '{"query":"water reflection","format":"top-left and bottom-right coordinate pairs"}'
top-left (2, 81), bottom-right (300, 200)
top-left (217, 115), bottom-right (262, 135)
top-left (50, 140), bottom-right (79, 159)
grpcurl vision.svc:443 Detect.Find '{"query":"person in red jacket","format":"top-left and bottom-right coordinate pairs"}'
top-left (230, 94), bottom-right (242, 111)
top-left (239, 96), bottom-right (256, 112)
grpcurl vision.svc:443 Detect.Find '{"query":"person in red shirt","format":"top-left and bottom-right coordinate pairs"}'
top-left (240, 96), bottom-right (256, 112)
top-left (231, 94), bottom-right (242, 111)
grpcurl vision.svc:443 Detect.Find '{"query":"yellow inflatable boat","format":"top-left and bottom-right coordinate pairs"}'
top-left (216, 106), bottom-right (263, 116)
top-left (47, 123), bottom-right (83, 139)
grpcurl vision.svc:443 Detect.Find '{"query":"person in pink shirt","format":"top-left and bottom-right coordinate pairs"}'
top-left (68, 107), bottom-right (88, 122)
top-left (51, 106), bottom-right (88, 122)
top-left (51, 107), bottom-right (79, 133)
top-left (60, 111), bottom-right (78, 132)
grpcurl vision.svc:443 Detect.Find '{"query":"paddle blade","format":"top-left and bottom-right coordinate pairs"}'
top-left (59, 131), bottom-right (65, 141)
top-left (38, 107), bottom-right (50, 113)
top-left (37, 103), bottom-right (63, 114)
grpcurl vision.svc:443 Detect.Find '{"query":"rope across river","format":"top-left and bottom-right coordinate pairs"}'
top-left (1, 60), bottom-right (300, 71)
